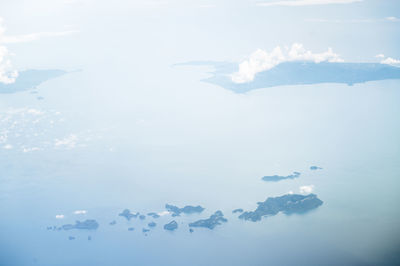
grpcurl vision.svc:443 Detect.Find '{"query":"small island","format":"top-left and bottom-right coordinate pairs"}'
top-left (163, 220), bottom-right (178, 231)
top-left (147, 212), bottom-right (160, 219)
top-left (232, 208), bottom-right (243, 214)
top-left (262, 172), bottom-right (300, 182)
top-left (62, 220), bottom-right (99, 230)
top-left (119, 209), bottom-right (139, 221)
top-left (310, 166), bottom-right (323, 170)
top-left (239, 194), bottom-right (323, 222)
top-left (189, 211), bottom-right (227, 230)
top-left (148, 222), bottom-right (157, 228)
top-left (165, 204), bottom-right (205, 217)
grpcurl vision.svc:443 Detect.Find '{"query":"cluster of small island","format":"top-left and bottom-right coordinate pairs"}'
top-left (47, 166), bottom-right (324, 240)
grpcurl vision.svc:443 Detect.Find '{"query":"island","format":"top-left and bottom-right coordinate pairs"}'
top-left (109, 220), bottom-right (116, 225)
top-left (142, 228), bottom-right (150, 233)
top-left (139, 215), bottom-right (146, 220)
top-left (68, 236), bottom-right (75, 240)
top-left (262, 172), bottom-right (300, 182)
top-left (310, 166), bottom-right (323, 170)
top-left (128, 227), bottom-right (135, 231)
top-left (189, 211), bottom-right (227, 229)
top-left (163, 220), bottom-right (178, 231)
top-left (165, 204), bottom-right (205, 217)
top-left (147, 212), bottom-right (160, 219)
top-left (148, 222), bottom-right (157, 228)
top-left (177, 61), bottom-right (400, 93)
top-left (119, 209), bottom-right (139, 221)
top-left (0, 69), bottom-right (68, 94)
top-left (239, 194), bottom-right (323, 222)
top-left (62, 220), bottom-right (99, 230)
top-left (232, 208), bottom-right (243, 214)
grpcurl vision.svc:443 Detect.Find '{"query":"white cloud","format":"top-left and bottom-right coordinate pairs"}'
top-left (375, 54), bottom-right (385, 58)
top-left (381, 57), bottom-right (400, 67)
top-left (257, 0), bottom-right (362, 7)
top-left (0, 30), bottom-right (79, 44)
top-left (55, 134), bottom-right (78, 149)
top-left (74, 210), bottom-right (87, 215)
top-left (3, 144), bottom-right (13, 149)
top-left (231, 43), bottom-right (343, 83)
top-left (299, 185), bottom-right (314, 194)
top-left (0, 45), bottom-right (18, 84)
top-left (27, 109), bottom-right (44, 116)
top-left (157, 211), bottom-right (170, 216)
top-left (55, 214), bottom-right (65, 219)
top-left (386, 16), bottom-right (400, 22)
top-left (23, 147), bottom-right (40, 153)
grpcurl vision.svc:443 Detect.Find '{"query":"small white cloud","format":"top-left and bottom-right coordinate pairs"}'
top-left (157, 211), bottom-right (170, 216)
top-left (257, 0), bottom-right (363, 7)
top-left (55, 134), bottom-right (78, 149)
top-left (3, 144), bottom-right (13, 149)
top-left (375, 54), bottom-right (385, 58)
top-left (27, 109), bottom-right (44, 116)
top-left (386, 16), bottom-right (399, 22)
top-left (381, 57), bottom-right (400, 67)
top-left (232, 43), bottom-right (343, 83)
top-left (73, 210), bottom-right (87, 215)
top-left (55, 214), bottom-right (65, 219)
top-left (287, 190), bottom-right (294, 194)
top-left (299, 185), bottom-right (314, 194)
top-left (23, 147), bottom-right (40, 153)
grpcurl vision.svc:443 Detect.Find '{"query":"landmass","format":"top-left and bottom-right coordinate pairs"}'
top-left (109, 220), bottom-right (116, 225)
top-left (0, 69), bottom-right (68, 94)
top-left (189, 211), bottom-right (227, 229)
top-left (262, 172), bottom-right (300, 182)
top-left (147, 212), bottom-right (160, 218)
top-left (239, 194), bottom-right (323, 222)
top-left (62, 220), bottom-right (99, 230)
top-left (119, 209), bottom-right (139, 220)
top-left (310, 166), bottom-right (323, 170)
top-left (176, 61), bottom-right (400, 93)
top-left (148, 222), bottom-right (157, 228)
top-left (128, 227), bottom-right (135, 231)
top-left (232, 208), bottom-right (243, 213)
top-left (142, 228), bottom-right (150, 233)
top-left (165, 204), bottom-right (205, 217)
top-left (163, 220), bottom-right (178, 231)
top-left (139, 215), bottom-right (146, 220)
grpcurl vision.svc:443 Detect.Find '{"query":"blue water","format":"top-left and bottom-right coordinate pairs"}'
top-left (1, 63), bottom-right (399, 265)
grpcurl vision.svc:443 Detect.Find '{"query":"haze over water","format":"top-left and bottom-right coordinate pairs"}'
top-left (1, 1), bottom-right (400, 265)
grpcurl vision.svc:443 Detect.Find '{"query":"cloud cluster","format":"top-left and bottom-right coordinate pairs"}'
top-left (376, 54), bottom-right (400, 67)
top-left (0, 20), bottom-right (18, 84)
top-left (257, 0), bottom-right (362, 7)
top-left (231, 43), bottom-right (343, 83)
top-left (74, 210), bottom-right (87, 215)
top-left (299, 185), bottom-right (314, 194)
top-left (55, 134), bottom-right (78, 149)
